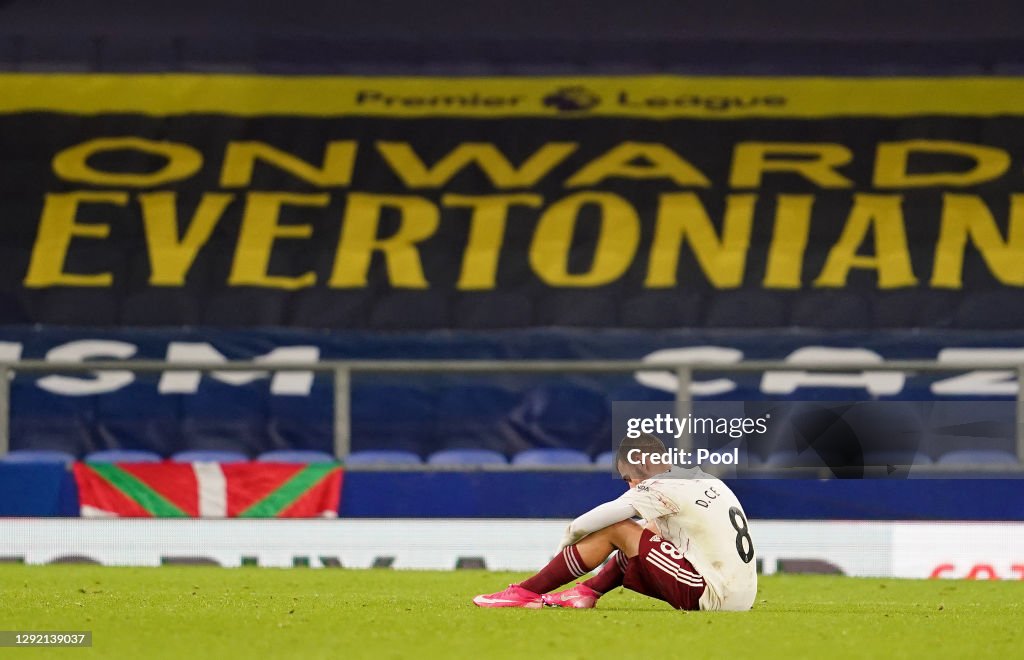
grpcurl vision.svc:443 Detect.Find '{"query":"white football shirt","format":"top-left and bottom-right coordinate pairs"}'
top-left (617, 466), bottom-right (758, 611)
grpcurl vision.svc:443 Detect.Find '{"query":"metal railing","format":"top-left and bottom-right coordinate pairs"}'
top-left (1, 358), bottom-right (1023, 465)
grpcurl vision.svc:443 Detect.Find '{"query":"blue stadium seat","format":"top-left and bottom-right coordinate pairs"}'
top-left (257, 450), bottom-right (337, 463)
top-left (937, 450), bottom-right (1020, 465)
top-left (171, 450), bottom-right (249, 464)
top-left (512, 449), bottom-right (592, 466)
top-left (593, 451), bottom-right (616, 468)
top-left (427, 449), bottom-right (508, 466)
top-left (0, 449), bottom-right (77, 464)
top-left (345, 450), bottom-right (423, 466)
top-left (85, 449), bottom-right (163, 463)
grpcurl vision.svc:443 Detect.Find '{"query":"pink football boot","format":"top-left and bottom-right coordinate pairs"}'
top-left (473, 584), bottom-right (544, 608)
top-left (541, 584), bottom-right (600, 609)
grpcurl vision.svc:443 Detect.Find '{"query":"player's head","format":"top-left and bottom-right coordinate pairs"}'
top-left (615, 432), bottom-right (667, 487)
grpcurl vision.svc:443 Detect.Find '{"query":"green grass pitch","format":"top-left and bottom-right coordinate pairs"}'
top-left (0, 565), bottom-right (1020, 659)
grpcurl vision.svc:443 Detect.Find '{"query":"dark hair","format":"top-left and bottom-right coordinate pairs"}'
top-left (615, 432), bottom-right (667, 477)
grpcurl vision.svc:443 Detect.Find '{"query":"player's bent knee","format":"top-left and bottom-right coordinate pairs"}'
top-left (585, 519), bottom-right (638, 542)
top-left (607, 519), bottom-right (644, 556)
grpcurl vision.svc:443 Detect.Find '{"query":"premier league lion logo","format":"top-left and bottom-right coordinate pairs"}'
top-left (542, 86), bottom-right (601, 112)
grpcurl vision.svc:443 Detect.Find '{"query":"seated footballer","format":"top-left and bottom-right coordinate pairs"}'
top-left (474, 433), bottom-right (757, 611)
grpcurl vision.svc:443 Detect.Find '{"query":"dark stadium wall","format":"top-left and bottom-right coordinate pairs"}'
top-left (2, 0), bottom-right (1024, 73)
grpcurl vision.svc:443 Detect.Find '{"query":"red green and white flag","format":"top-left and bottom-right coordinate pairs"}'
top-left (73, 462), bottom-right (343, 518)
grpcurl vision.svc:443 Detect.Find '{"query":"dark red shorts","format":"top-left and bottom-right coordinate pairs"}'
top-left (623, 528), bottom-right (706, 611)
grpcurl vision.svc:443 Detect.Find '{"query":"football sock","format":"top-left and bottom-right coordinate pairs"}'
top-left (582, 550), bottom-right (629, 595)
top-left (519, 545), bottom-right (590, 594)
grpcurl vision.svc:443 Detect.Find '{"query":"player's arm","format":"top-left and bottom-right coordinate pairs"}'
top-left (558, 496), bottom-right (638, 549)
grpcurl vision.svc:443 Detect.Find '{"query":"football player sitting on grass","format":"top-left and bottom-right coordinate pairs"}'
top-left (474, 433), bottom-right (757, 611)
